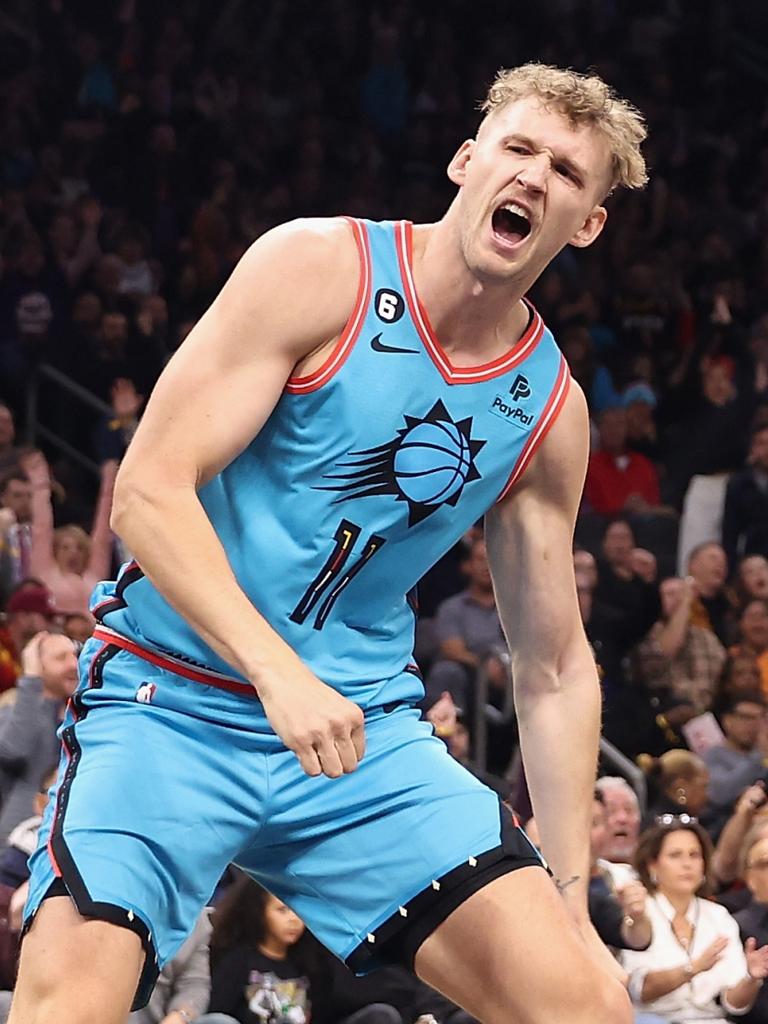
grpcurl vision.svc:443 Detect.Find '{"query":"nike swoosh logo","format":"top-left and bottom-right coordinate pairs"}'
top-left (370, 333), bottom-right (419, 355)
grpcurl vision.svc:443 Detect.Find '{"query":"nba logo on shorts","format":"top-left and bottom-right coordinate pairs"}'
top-left (136, 682), bottom-right (157, 704)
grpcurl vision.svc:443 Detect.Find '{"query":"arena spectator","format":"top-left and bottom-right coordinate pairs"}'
top-left (588, 789), bottom-right (652, 952)
top-left (209, 874), bottom-right (407, 1024)
top-left (623, 382), bottom-right (662, 463)
top-left (0, 406), bottom-right (19, 477)
top-left (723, 424), bottom-right (768, 568)
top-left (595, 777), bottom-right (643, 874)
top-left (640, 750), bottom-right (710, 827)
top-left (732, 825), bottom-right (768, 1024)
top-left (670, 357), bottom-right (756, 573)
top-left (704, 691), bottom-right (768, 844)
top-left (23, 451), bottom-right (117, 616)
top-left (424, 538), bottom-right (504, 711)
top-left (622, 819), bottom-right (768, 1021)
top-left (0, 472), bottom-right (32, 604)
top-left (0, 765), bottom-right (57, 892)
top-left (736, 554), bottom-right (768, 601)
top-left (630, 548), bottom-right (658, 585)
top-left (686, 542), bottom-right (733, 645)
top-left (730, 601), bottom-right (768, 697)
top-left (0, 632), bottom-right (78, 845)
top-left (0, 584), bottom-right (56, 692)
top-left (594, 518), bottom-right (661, 655)
top-left (716, 655), bottom-right (765, 715)
top-left (584, 406), bottom-right (661, 518)
top-left (127, 911), bottom-right (219, 1024)
top-left (633, 576), bottom-right (726, 715)
top-left (711, 783), bottom-right (768, 889)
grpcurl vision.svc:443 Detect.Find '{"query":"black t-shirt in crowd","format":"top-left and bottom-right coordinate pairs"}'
top-left (209, 945), bottom-right (311, 1024)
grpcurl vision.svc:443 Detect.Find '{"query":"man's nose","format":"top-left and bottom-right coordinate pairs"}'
top-left (516, 154), bottom-right (549, 192)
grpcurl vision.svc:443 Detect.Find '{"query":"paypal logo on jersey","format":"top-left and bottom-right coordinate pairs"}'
top-left (490, 373), bottom-right (535, 429)
top-left (490, 396), bottom-right (535, 428)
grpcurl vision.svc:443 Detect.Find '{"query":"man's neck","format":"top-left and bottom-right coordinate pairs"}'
top-left (412, 215), bottom-right (535, 362)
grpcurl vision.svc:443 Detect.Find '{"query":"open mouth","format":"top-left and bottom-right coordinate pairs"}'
top-left (491, 202), bottom-right (532, 247)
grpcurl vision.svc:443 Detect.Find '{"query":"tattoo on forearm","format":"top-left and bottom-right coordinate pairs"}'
top-left (555, 875), bottom-right (581, 894)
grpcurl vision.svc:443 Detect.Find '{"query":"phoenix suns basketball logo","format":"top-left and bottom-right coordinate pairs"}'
top-left (316, 399), bottom-right (486, 526)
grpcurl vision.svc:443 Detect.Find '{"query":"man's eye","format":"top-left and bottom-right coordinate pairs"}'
top-left (507, 145), bottom-right (529, 155)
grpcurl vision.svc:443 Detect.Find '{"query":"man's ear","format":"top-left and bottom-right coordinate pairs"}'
top-left (569, 206), bottom-right (608, 249)
top-left (447, 139), bottom-right (475, 186)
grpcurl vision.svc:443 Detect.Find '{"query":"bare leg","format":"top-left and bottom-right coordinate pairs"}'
top-left (415, 868), bottom-right (632, 1024)
top-left (9, 896), bottom-right (144, 1024)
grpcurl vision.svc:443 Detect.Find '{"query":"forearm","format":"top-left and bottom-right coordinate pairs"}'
top-left (640, 965), bottom-right (690, 1002)
top-left (439, 638), bottom-right (479, 668)
top-left (513, 640), bottom-right (600, 918)
top-left (724, 975), bottom-right (761, 1012)
top-left (112, 483), bottom-right (304, 688)
top-left (656, 604), bottom-right (689, 658)
top-left (88, 467), bottom-right (117, 579)
top-left (29, 483), bottom-right (54, 575)
top-left (713, 811), bottom-right (753, 883)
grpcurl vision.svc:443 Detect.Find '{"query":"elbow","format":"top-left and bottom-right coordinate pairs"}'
top-left (110, 472), bottom-right (155, 541)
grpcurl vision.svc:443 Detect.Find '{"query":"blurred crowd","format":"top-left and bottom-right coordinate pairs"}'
top-left (1, 0), bottom-right (768, 1021)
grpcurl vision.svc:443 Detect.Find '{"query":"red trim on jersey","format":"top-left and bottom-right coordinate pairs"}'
top-left (91, 627), bottom-right (256, 698)
top-left (285, 218), bottom-right (372, 394)
top-left (496, 356), bottom-right (572, 502)
top-left (91, 560), bottom-right (140, 617)
top-left (394, 221), bottom-right (545, 385)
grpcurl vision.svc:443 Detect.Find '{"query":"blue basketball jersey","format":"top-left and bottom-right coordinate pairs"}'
top-left (93, 218), bottom-right (570, 717)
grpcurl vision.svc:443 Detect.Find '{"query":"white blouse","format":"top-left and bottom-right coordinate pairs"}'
top-left (620, 893), bottom-right (751, 1022)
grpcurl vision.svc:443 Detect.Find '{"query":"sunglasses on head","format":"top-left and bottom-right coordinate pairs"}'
top-left (655, 813), bottom-right (698, 826)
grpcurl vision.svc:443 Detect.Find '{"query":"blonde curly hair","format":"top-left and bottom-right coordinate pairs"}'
top-left (480, 63), bottom-right (648, 194)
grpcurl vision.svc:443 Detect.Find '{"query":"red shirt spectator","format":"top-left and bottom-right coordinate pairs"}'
top-left (0, 585), bottom-right (57, 692)
top-left (585, 407), bottom-right (660, 516)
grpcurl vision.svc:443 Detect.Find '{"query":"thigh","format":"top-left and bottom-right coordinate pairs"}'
top-left (414, 869), bottom-right (631, 1024)
top-left (25, 640), bottom-right (270, 1008)
top-left (238, 704), bottom-right (544, 972)
top-left (10, 895), bottom-right (143, 1024)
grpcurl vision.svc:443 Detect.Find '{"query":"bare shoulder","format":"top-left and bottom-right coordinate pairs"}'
top-left (219, 216), bottom-right (360, 361)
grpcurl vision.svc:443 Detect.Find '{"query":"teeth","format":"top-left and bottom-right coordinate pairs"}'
top-left (501, 202), bottom-right (530, 222)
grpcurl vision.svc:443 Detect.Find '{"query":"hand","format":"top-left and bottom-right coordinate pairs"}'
top-left (0, 506), bottom-right (16, 533)
top-left (426, 690), bottom-right (457, 737)
top-left (110, 378), bottom-right (143, 420)
top-left (692, 935), bottom-right (729, 975)
top-left (258, 664), bottom-right (366, 779)
top-left (484, 654), bottom-right (507, 690)
top-left (616, 880), bottom-right (648, 920)
top-left (79, 197), bottom-right (103, 229)
top-left (19, 449), bottom-right (50, 487)
top-left (21, 632), bottom-right (48, 677)
top-left (745, 937), bottom-right (768, 980)
top-left (9, 881), bottom-right (29, 932)
top-left (735, 783), bottom-right (767, 819)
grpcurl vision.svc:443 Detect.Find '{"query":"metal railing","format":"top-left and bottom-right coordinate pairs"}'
top-left (25, 362), bottom-right (112, 476)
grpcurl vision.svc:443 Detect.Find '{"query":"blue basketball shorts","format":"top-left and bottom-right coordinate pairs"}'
top-left (24, 631), bottom-right (546, 1009)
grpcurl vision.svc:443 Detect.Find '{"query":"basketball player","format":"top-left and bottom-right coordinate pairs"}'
top-left (11, 65), bottom-right (646, 1024)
